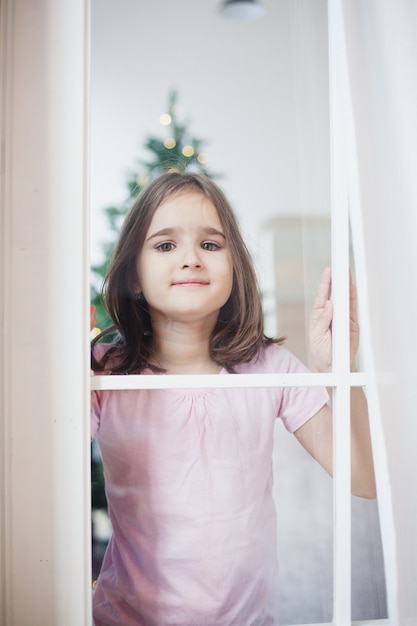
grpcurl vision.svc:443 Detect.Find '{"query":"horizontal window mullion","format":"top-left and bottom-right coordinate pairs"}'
top-left (90, 371), bottom-right (368, 391)
top-left (285, 621), bottom-right (391, 626)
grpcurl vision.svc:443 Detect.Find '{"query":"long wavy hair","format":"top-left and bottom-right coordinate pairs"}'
top-left (91, 172), bottom-right (284, 373)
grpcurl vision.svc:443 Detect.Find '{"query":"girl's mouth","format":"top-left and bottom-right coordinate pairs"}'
top-left (173, 279), bottom-right (209, 286)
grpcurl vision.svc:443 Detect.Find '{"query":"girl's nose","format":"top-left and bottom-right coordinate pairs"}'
top-left (181, 247), bottom-right (203, 269)
top-left (182, 258), bottom-right (202, 269)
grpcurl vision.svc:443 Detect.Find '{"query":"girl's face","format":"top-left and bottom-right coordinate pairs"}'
top-left (136, 190), bottom-right (233, 328)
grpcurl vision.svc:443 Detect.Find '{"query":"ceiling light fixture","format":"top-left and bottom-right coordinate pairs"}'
top-left (219, 0), bottom-right (266, 20)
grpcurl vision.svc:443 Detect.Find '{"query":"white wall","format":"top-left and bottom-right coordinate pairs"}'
top-left (89, 0), bottom-right (331, 265)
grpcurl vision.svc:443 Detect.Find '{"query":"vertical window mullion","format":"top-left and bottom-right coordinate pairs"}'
top-left (328, 0), bottom-right (352, 623)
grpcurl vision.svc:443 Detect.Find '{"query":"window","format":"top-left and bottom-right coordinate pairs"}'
top-left (89, 3), bottom-right (387, 624)
top-left (4, 0), bottom-right (417, 624)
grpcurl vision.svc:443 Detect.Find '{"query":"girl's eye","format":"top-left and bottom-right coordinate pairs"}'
top-left (201, 241), bottom-right (220, 251)
top-left (156, 242), bottom-right (175, 252)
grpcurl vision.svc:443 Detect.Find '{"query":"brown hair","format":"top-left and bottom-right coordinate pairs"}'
top-left (91, 172), bottom-right (284, 374)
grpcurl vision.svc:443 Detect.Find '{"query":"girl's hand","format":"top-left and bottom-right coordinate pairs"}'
top-left (309, 267), bottom-right (360, 372)
top-left (348, 275), bottom-right (360, 371)
top-left (309, 267), bottom-right (333, 372)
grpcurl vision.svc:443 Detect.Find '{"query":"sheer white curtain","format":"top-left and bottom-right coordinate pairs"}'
top-left (339, 1), bottom-right (417, 623)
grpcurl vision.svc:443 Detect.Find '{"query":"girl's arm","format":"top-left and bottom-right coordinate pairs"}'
top-left (293, 268), bottom-right (377, 499)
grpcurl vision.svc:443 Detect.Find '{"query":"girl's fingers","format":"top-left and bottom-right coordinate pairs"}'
top-left (312, 267), bottom-right (332, 312)
top-left (311, 300), bottom-right (333, 334)
top-left (350, 281), bottom-right (358, 323)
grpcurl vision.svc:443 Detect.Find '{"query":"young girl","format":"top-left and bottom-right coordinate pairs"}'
top-left (91, 172), bottom-right (375, 626)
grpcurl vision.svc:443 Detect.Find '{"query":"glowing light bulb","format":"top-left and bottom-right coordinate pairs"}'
top-left (159, 113), bottom-right (172, 125)
top-left (164, 138), bottom-right (176, 149)
top-left (197, 153), bottom-right (209, 164)
top-left (182, 145), bottom-right (195, 157)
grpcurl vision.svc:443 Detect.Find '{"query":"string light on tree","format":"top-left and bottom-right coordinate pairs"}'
top-left (182, 145), bottom-right (195, 157)
top-left (197, 152), bottom-right (209, 164)
top-left (159, 113), bottom-right (172, 125)
top-left (164, 138), bottom-right (176, 149)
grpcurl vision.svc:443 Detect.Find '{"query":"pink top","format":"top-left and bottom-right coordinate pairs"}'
top-left (91, 343), bottom-right (328, 626)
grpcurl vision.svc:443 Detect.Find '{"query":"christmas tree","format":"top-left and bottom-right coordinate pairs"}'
top-left (91, 90), bottom-right (218, 330)
top-left (90, 91), bottom-right (219, 578)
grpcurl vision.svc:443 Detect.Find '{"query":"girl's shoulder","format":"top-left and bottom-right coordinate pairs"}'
top-left (91, 341), bottom-right (120, 374)
top-left (92, 341), bottom-right (113, 361)
top-left (234, 342), bottom-right (311, 375)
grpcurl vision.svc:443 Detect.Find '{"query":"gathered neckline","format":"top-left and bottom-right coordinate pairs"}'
top-left (139, 366), bottom-right (227, 396)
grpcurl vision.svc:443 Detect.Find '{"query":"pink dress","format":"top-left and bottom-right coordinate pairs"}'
top-left (91, 343), bottom-right (328, 626)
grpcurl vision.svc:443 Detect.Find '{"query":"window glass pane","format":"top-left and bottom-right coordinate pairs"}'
top-left (274, 418), bottom-right (333, 623)
top-left (90, 0), bottom-right (387, 623)
top-left (269, 6), bottom-right (334, 618)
